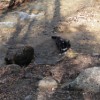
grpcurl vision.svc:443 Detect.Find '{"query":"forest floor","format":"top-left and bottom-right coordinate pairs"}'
top-left (0, 0), bottom-right (100, 100)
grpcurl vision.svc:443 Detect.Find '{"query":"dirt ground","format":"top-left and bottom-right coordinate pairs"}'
top-left (0, 0), bottom-right (100, 100)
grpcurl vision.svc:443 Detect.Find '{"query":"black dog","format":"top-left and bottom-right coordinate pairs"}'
top-left (52, 36), bottom-right (71, 53)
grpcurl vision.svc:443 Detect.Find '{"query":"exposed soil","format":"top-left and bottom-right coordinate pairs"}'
top-left (0, 0), bottom-right (100, 100)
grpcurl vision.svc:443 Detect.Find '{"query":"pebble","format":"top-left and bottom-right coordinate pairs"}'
top-left (25, 73), bottom-right (33, 78)
top-left (67, 95), bottom-right (72, 100)
top-left (24, 95), bottom-right (33, 100)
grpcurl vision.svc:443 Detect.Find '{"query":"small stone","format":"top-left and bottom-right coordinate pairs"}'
top-left (38, 77), bottom-right (58, 92)
top-left (0, 78), bottom-right (7, 84)
top-left (67, 95), bottom-right (72, 100)
top-left (24, 95), bottom-right (33, 100)
top-left (25, 73), bottom-right (33, 78)
top-left (92, 53), bottom-right (100, 57)
top-left (66, 49), bottom-right (78, 58)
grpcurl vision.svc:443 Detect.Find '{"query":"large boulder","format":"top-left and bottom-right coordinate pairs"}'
top-left (62, 67), bottom-right (100, 93)
top-left (5, 45), bottom-right (34, 66)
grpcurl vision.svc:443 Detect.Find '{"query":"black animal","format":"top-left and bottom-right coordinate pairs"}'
top-left (52, 36), bottom-right (71, 53)
top-left (5, 45), bottom-right (34, 66)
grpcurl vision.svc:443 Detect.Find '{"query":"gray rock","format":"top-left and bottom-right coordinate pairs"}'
top-left (5, 45), bottom-right (34, 66)
top-left (0, 22), bottom-right (16, 28)
top-left (62, 67), bottom-right (100, 93)
top-left (25, 73), bottom-right (33, 78)
top-left (24, 95), bottom-right (33, 100)
top-left (67, 95), bottom-right (72, 100)
top-left (92, 53), bottom-right (100, 57)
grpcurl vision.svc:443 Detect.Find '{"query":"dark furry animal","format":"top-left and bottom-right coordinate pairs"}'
top-left (5, 45), bottom-right (34, 66)
top-left (52, 36), bottom-right (71, 53)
